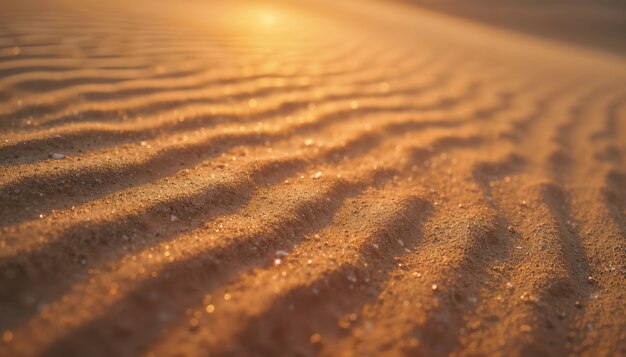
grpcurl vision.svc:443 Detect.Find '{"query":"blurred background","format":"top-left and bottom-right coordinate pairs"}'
top-left (403, 0), bottom-right (626, 54)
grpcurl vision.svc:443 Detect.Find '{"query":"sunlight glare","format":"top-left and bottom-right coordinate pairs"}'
top-left (260, 10), bottom-right (276, 26)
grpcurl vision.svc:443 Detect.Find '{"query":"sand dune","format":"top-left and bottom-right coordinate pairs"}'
top-left (0, 0), bottom-right (625, 356)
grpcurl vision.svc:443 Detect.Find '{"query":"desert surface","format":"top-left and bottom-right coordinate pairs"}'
top-left (0, 0), bottom-right (625, 356)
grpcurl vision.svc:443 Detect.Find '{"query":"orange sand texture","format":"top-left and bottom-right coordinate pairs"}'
top-left (0, 0), bottom-right (625, 356)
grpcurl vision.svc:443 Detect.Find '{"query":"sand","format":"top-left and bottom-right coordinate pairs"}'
top-left (0, 0), bottom-right (625, 356)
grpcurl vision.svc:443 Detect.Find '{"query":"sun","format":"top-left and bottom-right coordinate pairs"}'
top-left (259, 10), bottom-right (277, 26)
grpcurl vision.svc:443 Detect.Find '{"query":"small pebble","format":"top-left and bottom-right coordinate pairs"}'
top-left (338, 318), bottom-right (351, 329)
top-left (2, 330), bottom-right (13, 343)
top-left (170, 215), bottom-right (178, 222)
top-left (276, 250), bottom-right (288, 258)
top-left (519, 324), bottom-right (532, 332)
top-left (51, 153), bottom-right (65, 159)
top-left (575, 300), bottom-right (582, 308)
top-left (310, 333), bottom-right (321, 344)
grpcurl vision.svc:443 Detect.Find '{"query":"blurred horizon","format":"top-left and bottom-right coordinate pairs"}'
top-left (2, 0), bottom-right (625, 55)
top-left (400, 0), bottom-right (626, 55)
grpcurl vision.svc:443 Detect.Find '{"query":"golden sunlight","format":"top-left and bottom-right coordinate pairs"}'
top-left (259, 10), bottom-right (277, 26)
